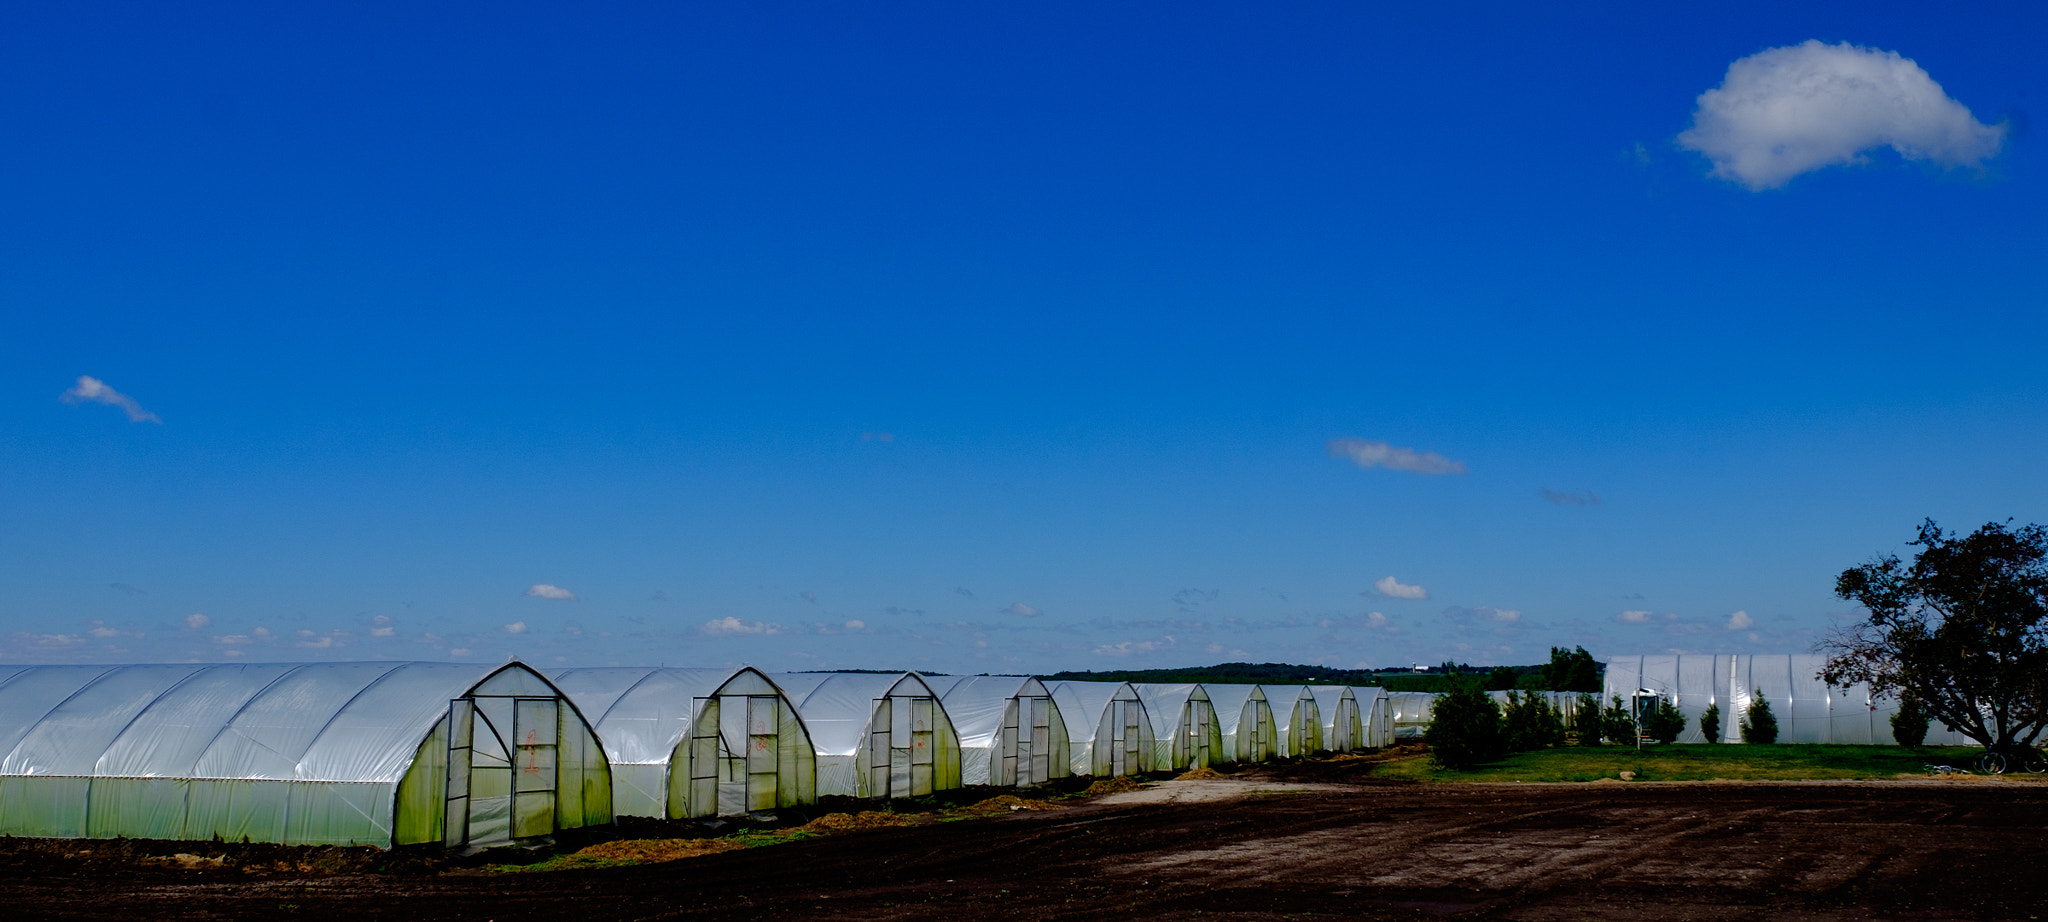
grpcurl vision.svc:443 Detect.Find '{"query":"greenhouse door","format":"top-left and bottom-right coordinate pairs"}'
top-left (691, 695), bottom-right (782, 816)
top-left (1108, 699), bottom-right (1142, 776)
top-left (1002, 695), bottom-right (1054, 786)
top-left (444, 696), bottom-right (559, 848)
top-left (866, 696), bottom-right (937, 798)
top-left (1186, 703), bottom-right (1212, 770)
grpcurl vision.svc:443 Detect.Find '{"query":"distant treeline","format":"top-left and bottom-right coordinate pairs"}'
top-left (1041, 648), bottom-right (1605, 694)
top-left (1042, 661), bottom-right (1376, 686)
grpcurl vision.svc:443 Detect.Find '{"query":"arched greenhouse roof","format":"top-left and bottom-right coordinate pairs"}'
top-left (0, 661), bottom-right (564, 784)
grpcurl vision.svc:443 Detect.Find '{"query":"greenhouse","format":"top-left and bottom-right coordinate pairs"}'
top-left (770, 672), bottom-right (962, 799)
top-left (1132, 683), bottom-right (1222, 772)
top-left (1601, 653), bottom-right (1973, 745)
top-left (927, 675), bottom-right (1070, 786)
top-left (1386, 691), bottom-right (1438, 739)
top-left (1308, 686), bottom-right (1362, 752)
top-left (0, 661), bottom-right (612, 849)
top-left (549, 666), bottom-right (815, 818)
top-left (1047, 680), bottom-right (1154, 777)
top-left (1202, 683), bottom-right (1279, 763)
top-left (1267, 685), bottom-right (1324, 756)
top-left (1352, 686), bottom-right (1392, 748)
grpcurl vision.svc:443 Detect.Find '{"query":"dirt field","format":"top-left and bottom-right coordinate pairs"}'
top-left (5, 760), bottom-right (2046, 921)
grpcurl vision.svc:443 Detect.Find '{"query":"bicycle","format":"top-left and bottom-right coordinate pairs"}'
top-left (1975, 746), bottom-right (2048, 775)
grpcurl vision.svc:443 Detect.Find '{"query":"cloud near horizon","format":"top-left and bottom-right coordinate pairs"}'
top-left (525, 583), bottom-right (577, 601)
top-left (703, 616), bottom-right (781, 636)
top-left (1373, 576), bottom-right (1428, 600)
top-left (1003, 602), bottom-right (1040, 617)
top-left (1326, 438), bottom-right (1466, 476)
top-left (1678, 40), bottom-right (2006, 190)
top-left (60, 375), bottom-right (160, 423)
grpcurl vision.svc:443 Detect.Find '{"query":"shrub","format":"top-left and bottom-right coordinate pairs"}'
top-left (1501, 691), bottom-right (1561, 753)
top-left (1741, 689), bottom-right (1780, 744)
top-left (1699, 702), bottom-right (1722, 743)
top-left (1427, 683), bottom-right (1505, 769)
top-left (1890, 695), bottom-right (1930, 748)
top-left (1601, 695), bottom-right (1638, 745)
top-left (1641, 697), bottom-right (1686, 744)
top-left (1571, 692), bottom-right (1604, 745)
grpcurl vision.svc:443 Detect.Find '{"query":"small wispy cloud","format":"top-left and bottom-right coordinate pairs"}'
top-left (109, 582), bottom-right (146, 596)
top-left (1364, 611), bottom-right (1390, 629)
top-left (503, 621), bottom-right (527, 634)
top-left (1540, 489), bottom-right (1601, 507)
top-left (861, 432), bottom-right (896, 442)
top-left (370, 615), bottom-right (396, 637)
top-left (843, 619), bottom-right (867, 631)
top-left (800, 590), bottom-right (818, 604)
top-left (61, 376), bottom-right (161, 423)
top-left (703, 617), bottom-right (781, 636)
top-left (1616, 609), bottom-right (1653, 624)
top-left (1726, 610), bottom-right (1754, 630)
top-left (1092, 636), bottom-right (1175, 657)
top-left (1003, 602), bottom-right (1040, 618)
top-left (954, 586), bottom-right (976, 600)
top-left (183, 613), bottom-right (211, 631)
top-left (1446, 605), bottom-right (1521, 623)
top-left (525, 584), bottom-right (577, 601)
top-left (1678, 40), bottom-right (2006, 190)
top-left (1171, 588), bottom-right (1218, 609)
top-left (1327, 438), bottom-right (1466, 476)
top-left (1373, 576), bottom-right (1428, 600)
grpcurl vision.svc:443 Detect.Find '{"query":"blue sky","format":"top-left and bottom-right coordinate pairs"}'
top-left (4, 2), bottom-right (2044, 673)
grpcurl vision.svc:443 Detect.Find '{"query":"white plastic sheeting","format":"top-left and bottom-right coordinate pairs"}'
top-left (1386, 692), bottom-right (1438, 740)
top-left (770, 673), bottom-right (962, 799)
top-left (1202, 684), bottom-right (1279, 763)
top-left (1601, 654), bottom-right (1973, 745)
top-left (1352, 687), bottom-right (1392, 748)
top-left (1132, 684), bottom-right (1223, 772)
top-left (926, 676), bottom-right (1070, 787)
top-left (1308, 686), bottom-right (1362, 752)
top-left (1047, 681), bottom-right (1154, 777)
top-left (0, 662), bottom-right (611, 848)
top-left (1265, 685), bottom-right (1323, 756)
top-left (550, 666), bottom-right (815, 818)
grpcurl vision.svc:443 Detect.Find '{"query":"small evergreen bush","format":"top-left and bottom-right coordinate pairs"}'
top-left (1601, 695), bottom-right (1637, 745)
top-left (1641, 697), bottom-right (1686, 744)
top-left (1571, 692), bottom-right (1604, 745)
top-left (1427, 683), bottom-right (1506, 769)
top-left (1740, 689), bottom-right (1780, 744)
top-left (1890, 695), bottom-right (1929, 748)
top-left (1699, 702), bottom-right (1722, 743)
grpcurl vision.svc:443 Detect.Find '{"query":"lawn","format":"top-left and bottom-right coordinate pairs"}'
top-left (1370, 744), bottom-right (1998, 783)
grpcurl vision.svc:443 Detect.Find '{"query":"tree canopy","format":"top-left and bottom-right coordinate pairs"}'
top-left (1824, 519), bottom-right (2048, 749)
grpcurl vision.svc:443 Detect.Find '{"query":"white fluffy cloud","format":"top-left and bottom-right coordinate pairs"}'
top-left (1616, 609), bottom-right (1653, 624)
top-left (1679, 40), bottom-right (2006, 190)
top-left (843, 619), bottom-right (867, 631)
top-left (183, 613), bottom-right (211, 631)
top-left (1364, 611), bottom-right (1390, 629)
top-left (1374, 576), bottom-right (1428, 600)
top-left (60, 375), bottom-right (161, 423)
top-left (525, 583), bottom-right (577, 601)
top-left (1726, 610), bottom-right (1755, 630)
top-left (703, 616), bottom-right (781, 636)
top-left (1327, 438), bottom-right (1466, 476)
top-left (503, 621), bottom-right (527, 634)
top-left (1003, 602), bottom-right (1040, 618)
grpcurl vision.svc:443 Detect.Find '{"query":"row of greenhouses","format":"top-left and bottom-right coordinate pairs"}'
top-left (0, 662), bottom-right (1396, 851)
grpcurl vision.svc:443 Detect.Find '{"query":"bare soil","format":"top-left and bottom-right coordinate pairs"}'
top-left (5, 759), bottom-right (2046, 920)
